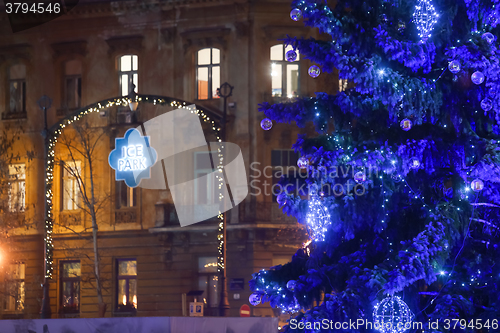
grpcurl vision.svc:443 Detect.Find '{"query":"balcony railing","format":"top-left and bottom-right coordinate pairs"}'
top-left (238, 201), bottom-right (297, 224)
top-left (153, 202), bottom-right (297, 227)
top-left (2, 111), bottom-right (26, 120)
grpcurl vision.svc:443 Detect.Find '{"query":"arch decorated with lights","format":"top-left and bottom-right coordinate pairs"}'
top-left (43, 94), bottom-right (225, 279)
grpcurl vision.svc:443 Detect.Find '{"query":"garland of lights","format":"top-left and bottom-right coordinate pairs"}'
top-left (250, 135), bottom-right (488, 313)
top-left (43, 95), bottom-right (224, 279)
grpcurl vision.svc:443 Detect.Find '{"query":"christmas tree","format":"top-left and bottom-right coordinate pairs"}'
top-left (249, 0), bottom-right (500, 332)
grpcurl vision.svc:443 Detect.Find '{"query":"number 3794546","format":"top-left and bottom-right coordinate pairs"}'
top-left (443, 319), bottom-right (498, 330)
top-left (5, 2), bottom-right (61, 14)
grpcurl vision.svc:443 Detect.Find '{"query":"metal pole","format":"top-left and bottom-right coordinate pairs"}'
top-left (216, 83), bottom-right (233, 317)
top-left (38, 95), bottom-right (52, 319)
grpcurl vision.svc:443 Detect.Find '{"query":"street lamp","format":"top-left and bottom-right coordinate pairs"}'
top-left (37, 95), bottom-right (52, 319)
top-left (216, 82), bottom-right (233, 317)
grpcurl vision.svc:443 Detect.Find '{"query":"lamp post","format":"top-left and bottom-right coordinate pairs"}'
top-left (37, 95), bottom-right (52, 319)
top-left (216, 82), bottom-right (233, 317)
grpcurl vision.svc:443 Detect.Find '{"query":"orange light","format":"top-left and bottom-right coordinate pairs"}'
top-left (122, 295), bottom-right (127, 305)
top-left (132, 295), bottom-right (137, 309)
top-left (303, 239), bottom-right (312, 248)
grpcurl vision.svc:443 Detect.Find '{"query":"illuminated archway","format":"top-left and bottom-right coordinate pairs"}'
top-left (43, 94), bottom-right (225, 280)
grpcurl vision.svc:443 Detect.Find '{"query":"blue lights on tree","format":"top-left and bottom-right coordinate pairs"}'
top-left (373, 296), bottom-right (414, 333)
top-left (305, 195), bottom-right (331, 242)
top-left (250, 0), bottom-right (500, 331)
top-left (413, 0), bottom-right (439, 41)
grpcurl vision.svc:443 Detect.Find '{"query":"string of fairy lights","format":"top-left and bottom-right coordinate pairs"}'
top-left (43, 95), bottom-right (225, 279)
top-left (250, 125), bottom-right (491, 316)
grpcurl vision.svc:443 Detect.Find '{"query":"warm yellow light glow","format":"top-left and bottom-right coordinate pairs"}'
top-left (122, 295), bottom-right (127, 305)
top-left (132, 295), bottom-right (137, 309)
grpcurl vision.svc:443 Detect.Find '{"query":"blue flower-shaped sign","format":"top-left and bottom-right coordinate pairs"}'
top-left (108, 128), bottom-right (158, 188)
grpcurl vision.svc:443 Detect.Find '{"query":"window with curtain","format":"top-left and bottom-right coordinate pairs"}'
top-left (119, 55), bottom-right (138, 96)
top-left (60, 261), bottom-right (80, 313)
top-left (63, 60), bottom-right (82, 110)
top-left (4, 263), bottom-right (25, 312)
top-left (196, 48), bottom-right (220, 100)
top-left (116, 259), bottom-right (137, 311)
top-left (198, 257), bottom-right (218, 308)
top-left (61, 160), bottom-right (81, 211)
top-left (8, 164), bottom-right (26, 212)
top-left (270, 45), bottom-right (300, 98)
top-left (8, 64), bottom-right (26, 114)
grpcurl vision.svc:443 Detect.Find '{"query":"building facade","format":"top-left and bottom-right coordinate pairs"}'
top-left (0, 0), bottom-right (339, 320)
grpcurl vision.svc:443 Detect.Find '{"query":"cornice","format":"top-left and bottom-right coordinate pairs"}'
top-left (105, 35), bottom-right (144, 54)
top-left (0, 43), bottom-right (32, 62)
top-left (50, 40), bottom-right (88, 58)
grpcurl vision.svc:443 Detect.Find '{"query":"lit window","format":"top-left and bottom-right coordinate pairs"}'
top-left (4, 263), bottom-right (25, 312)
top-left (62, 161), bottom-right (81, 211)
top-left (116, 259), bottom-right (137, 312)
top-left (60, 261), bottom-right (80, 313)
top-left (64, 60), bottom-right (82, 109)
top-left (198, 257), bottom-right (218, 308)
top-left (116, 181), bottom-right (136, 208)
top-left (8, 164), bottom-right (26, 212)
top-left (339, 78), bottom-right (348, 92)
top-left (119, 55), bottom-right (138, 96)
top-left (196, 48), bottom-right (220, 100)
top-left (9, 64), bottom-right (26, 114)
top-left (270, 45), bottom-right (300, 98)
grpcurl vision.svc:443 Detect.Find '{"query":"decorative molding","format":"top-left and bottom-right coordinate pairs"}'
top-left (162, 27), bottom-right (177, 44)
top-left (180, 27), bottom-right (231, 52)
top-left (0, 44), bottom-right (32, 63)
top-left (62, 211), bottom-right (82, 226)
top-left (2, 112), bottom-right (27, 121)
top-left (261, 25), bottom-right (310, 42)
top-left (50, 41), bottom-right (87, 58)
top-left (177, 232), bottom-right (190, 249)
top-left (115, 209), bottom-right (137, 224)
top-left (105, 36), bottom-right (144, 54)
top-left (234, 22), bottom-right (248, 38)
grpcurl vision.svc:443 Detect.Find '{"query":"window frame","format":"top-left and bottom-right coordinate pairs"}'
top-left (61, 160), bottom-right (82, 211)
top-left (115, 258), bottom-right (138, 312)
top-left (59, 260), bottom-right (81, 314)
top-left (115, 181), bottom-right (137, 209)
top-left (270, 44), bottom-right (300, 98)
top-left (4, 263), bottom-right (25, 313)
top-left (63, 74), bottom-right (82, 110)
top-left (196, 48), bottom-right (221, 100)
top-left (118, 55), bottom-right (138, 97)
top-left (7, 64), bottom-right (27, 116)
top-left (8, 163), bottom-right (26, 213)
top-left (197, 257), bottom-right (219, 309)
